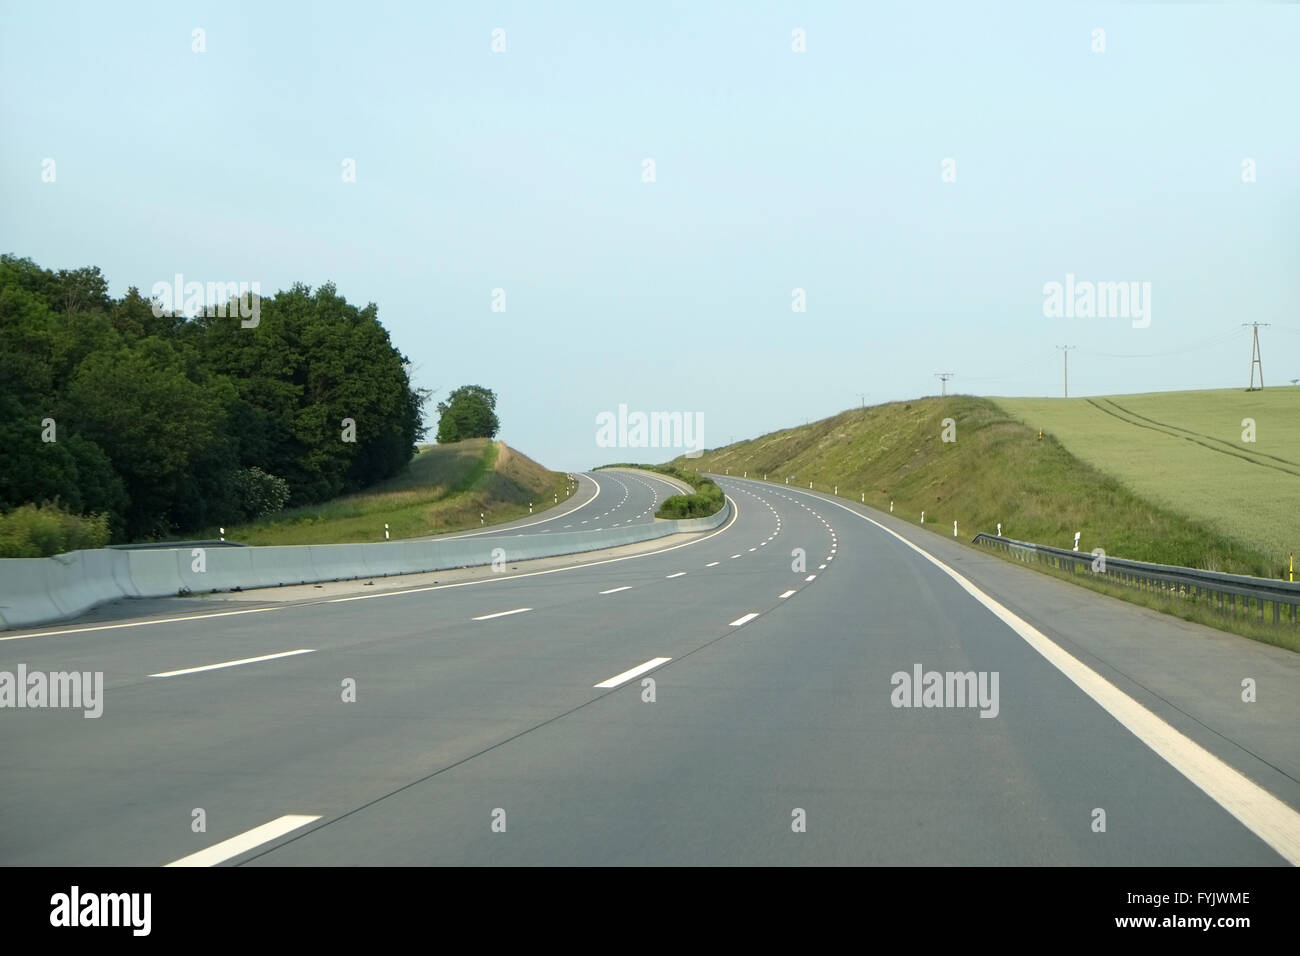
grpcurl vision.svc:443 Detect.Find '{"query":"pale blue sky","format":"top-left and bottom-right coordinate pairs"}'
top-left (3, 1), bottom-right (1298, 469)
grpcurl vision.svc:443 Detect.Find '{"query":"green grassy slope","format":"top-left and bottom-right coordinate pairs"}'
top-left (669, 396), bottom-right (1284, 578)
top-left (208, 439), bottom-right (573, 545)
top-left (993, 389), bottom-right (1300, 562)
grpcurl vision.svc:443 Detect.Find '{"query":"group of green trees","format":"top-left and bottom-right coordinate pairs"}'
top-left (0, 255), bottom-right (427, 544)
top-left (435, 385), bottom-right (499, 443)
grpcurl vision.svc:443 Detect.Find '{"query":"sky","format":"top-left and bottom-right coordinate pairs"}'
top-left (3, 1), bottom-right (1298, 470)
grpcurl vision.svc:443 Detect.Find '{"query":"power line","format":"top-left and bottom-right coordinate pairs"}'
top-left (1076, 326), bottom-right (1245, 359)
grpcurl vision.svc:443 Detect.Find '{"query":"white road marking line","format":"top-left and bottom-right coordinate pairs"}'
top-left (805, 574), bottom-right (816, 581)
top-left (165, 814), bottom-right (321, 867)
top-left (594, 656), bottom-right (671, 689)
top-left (730, 554), bottom-right (741, 559)
top-left (472, 607), bottom-right (533, 621)
top-left (779, 589), bottom-right (796, 599)
top-left (706, 561), bottom-right (720, 567)
top-left (819, 564), bottom-right (827, 569)
top-left (149, 649), bottom-right (315, 679)
top-left (748, 547), bottom-right (757, 552)
top-left (599, 586), bottom-right (633, 595)
top-left (0, 606), bottom-right (280, 643)
top-left (729, 612), bottom-right (760, 626)
top-left (666, 571), bottom-right (687, 579)
top-left (789, 481), bottom-right (1300, 866)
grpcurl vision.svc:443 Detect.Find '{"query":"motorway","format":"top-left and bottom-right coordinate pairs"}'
top-left (1, 471), bottom-right (1297, 866)
top-left (436, 467), bottom-right (689, 540)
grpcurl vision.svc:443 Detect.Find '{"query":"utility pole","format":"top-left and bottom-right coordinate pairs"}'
top-left (858, 393), bottom-right (868, 409)
top-left (1243, 323), bottom-right (1269, 390)
top-left (935, 373), bottom-right (953, 397)
top-left (1056, 346), bottom-right (1075, 398)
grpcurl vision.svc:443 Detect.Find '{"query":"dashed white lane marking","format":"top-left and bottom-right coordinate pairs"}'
top-left (149, 648), bottom-right (315, 679)
top-left (779, 589), bottom-right (796, 599)
top-left (472, 607), bottom-right (533, 621)
top-left (599, 586), bottom-right (633, 595)
top-left (748, 547), bottom-right (757, 552)
top-left (666, 571), bottom-right (687, 579)
top-left (730, 554), bottom-right (741, 559)
top-left (165, 814), bottom-right (321, 867)
top-left (819, 564), bottom-right (827, 570)
top-left (805, 574), bottom-right (817, 581)
top-left (594, 656), bottom-right (671, 689)
top-left (706, 561), bottom-right (720, 567)
top-left (729, 612), bottom-right (760, 626)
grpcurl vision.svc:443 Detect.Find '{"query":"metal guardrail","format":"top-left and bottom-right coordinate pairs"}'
top-left (972, 533), bottom-right (1300, 626)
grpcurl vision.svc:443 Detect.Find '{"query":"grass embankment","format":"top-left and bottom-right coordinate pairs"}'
top-left (208, 439), bottom-right (574, 545)
top-left (667, 396), bottom-right (1298, 651)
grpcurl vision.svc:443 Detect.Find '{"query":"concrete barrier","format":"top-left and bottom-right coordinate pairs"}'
top-left (0, 560), bottom-right (66, 629)
top-left (0, 498), bottom-right (733, 630)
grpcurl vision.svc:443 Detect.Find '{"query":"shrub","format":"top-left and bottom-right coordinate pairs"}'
top-left (0, 502), bottom-right (111, 557)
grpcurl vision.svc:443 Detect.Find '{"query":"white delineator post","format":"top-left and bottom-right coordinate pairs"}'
top-left (384, 523), bottom-right (390, 540)
top-left (921, 511), bottom-right (925, 524)
top-left (219, 527), bottom-right (225, 542)
top-left (997, 523), bottom-right (1002, 536)
top-left (953, 520), bottom-right (957, 537)
top-left (1073, 531), bottom-right (1081, 551)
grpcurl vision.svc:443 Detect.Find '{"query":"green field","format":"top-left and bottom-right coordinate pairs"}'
top-left (993, 389), bottom-right (1300, 564)
top-left (205, 438), bottom-right (573, 546)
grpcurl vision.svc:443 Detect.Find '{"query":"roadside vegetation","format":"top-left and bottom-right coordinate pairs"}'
top-left (0, 502), bottom-right (110, 558)
top-left (205, 439), bottom-right (572, 546)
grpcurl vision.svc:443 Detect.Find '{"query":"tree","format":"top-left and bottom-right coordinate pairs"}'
top-left (436, 385), bottom-right (499, 443)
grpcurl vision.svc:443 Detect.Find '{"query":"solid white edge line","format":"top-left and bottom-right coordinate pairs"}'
top-left (164, 814), bottom-right (321, 867)
top-left (148, 649), bottom-right (315, 678)
top-left (472, 607), bottom-right (532, 621)
top-left (594, 656), bottom-right (671, 689)
top-left (730, 476), bottom-right (1300, 866)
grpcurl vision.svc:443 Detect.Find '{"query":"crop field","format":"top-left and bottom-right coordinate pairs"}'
top-left (993, 389), bottom-right (1300, 564)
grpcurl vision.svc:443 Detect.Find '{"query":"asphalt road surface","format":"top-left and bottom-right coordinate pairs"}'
top-left (1, 474), bottom-right (1296, 866)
